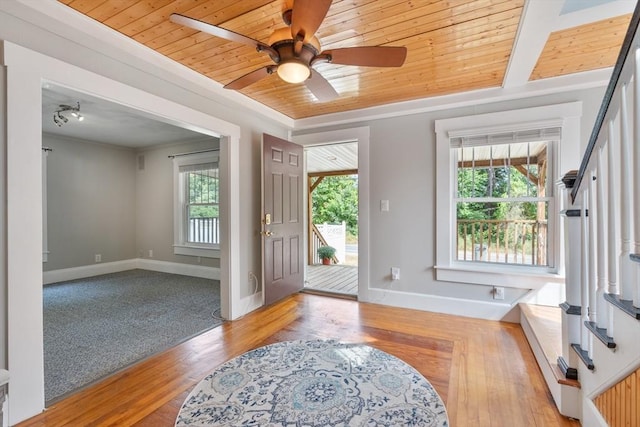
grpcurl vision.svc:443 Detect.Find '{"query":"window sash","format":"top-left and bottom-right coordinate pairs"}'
top-left (182, 167), bottom-right (219, 245)
top-left (173, 152), bottom-right (220, 256)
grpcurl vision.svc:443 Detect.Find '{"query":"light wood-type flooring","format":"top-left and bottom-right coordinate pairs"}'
top-left (18, 293), bottom-right (579, 426)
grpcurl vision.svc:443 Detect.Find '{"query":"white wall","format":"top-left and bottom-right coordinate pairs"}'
top-left (294, 87), bottom-right (606, 319)
top-left (136, 139), bottom-right (219, 268)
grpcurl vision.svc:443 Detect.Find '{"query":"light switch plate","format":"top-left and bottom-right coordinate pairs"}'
top-left (381, 200), bottom-right (389, 212)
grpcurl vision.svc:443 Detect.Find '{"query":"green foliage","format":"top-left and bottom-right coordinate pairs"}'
top-left (317, 245), bottom-right (336, 259)
top-left (312, 175), bottom-right (358, 236)
top-left (189, 205), bottom-right (219, 218)
top-left (456, 165), bottom-right (540, 222)
top-left (188, 170), bottom-right (219, 218)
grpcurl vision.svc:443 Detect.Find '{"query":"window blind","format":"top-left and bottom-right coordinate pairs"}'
top-left (449, 127), bottom-right (562, 148)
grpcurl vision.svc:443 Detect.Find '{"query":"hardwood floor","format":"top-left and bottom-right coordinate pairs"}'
top-left (19, 294), bottom-right (579, 426)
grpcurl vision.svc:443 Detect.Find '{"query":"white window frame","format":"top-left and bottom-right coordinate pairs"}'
top-left (435, 102), bottom-right (582, 288)
top-left (173, 151), bottom-right (220, 258)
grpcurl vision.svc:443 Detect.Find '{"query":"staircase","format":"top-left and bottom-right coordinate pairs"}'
top-left (539, 3), bottom-right (640, 425)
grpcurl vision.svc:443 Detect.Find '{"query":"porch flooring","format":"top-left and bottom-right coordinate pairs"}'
top-left (305, 264), bottom-right (358, 296)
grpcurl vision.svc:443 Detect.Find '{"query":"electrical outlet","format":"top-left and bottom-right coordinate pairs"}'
top-left (391, 267), bottom-right (400, 281)
top-left (94, 254), bottom-right (102, 263)
top-left (148, 249), bottom-right (153, 258)
top-left (493, 286), bottom-right (505, 300)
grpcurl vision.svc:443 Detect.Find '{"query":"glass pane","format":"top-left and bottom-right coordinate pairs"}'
top-left (185, 165), bottom-right (219, 244)
top-left (457, 141), bottom-right (548, 199)
top-left (455, 201), bottom-right (548, 266)
top-left (187, 204), bottom-right (219, 244)
top-left (187, 168), bottom-right (219, 204)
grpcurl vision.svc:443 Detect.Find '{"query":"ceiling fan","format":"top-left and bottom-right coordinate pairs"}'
top-left (170, 0), bottom-right (407, 102)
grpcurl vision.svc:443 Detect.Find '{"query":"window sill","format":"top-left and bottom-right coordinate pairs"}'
top-left (173, 244), bottom-right (220, 258)
top-left (435, 263), bottom-right (564, 289)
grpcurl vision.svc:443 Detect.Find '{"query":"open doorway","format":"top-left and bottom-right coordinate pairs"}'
top-left (41, 84), bottom-right (224, 403)
top-left (304, 142), bottom-right (358, 297)
top-left (4, 41), bottom-right (242, 422)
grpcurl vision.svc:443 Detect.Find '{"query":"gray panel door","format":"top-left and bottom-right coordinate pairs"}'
top-left (262, 133), bottom-right (304, 305)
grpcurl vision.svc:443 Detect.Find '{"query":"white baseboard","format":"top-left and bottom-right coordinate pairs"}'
top-left (43, 258), bottom-right (220, 284)
top-left (581, 398), bottom-right (608, 427)
top-left (136, 258), bottom-right (220, 280)
top-left (359, 287), bottom-right (520, 322)
top-left (238, 291), bottom-right (263, 318)
top-left (43, 259), bottom-right (138, 284)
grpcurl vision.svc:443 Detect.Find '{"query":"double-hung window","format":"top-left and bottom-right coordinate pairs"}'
top-left (435, 102), bottom-right (582, 287)
top-left (453, 132), bottom-right (555, 267)
top-left (173, 152), bottom-right (220, 257)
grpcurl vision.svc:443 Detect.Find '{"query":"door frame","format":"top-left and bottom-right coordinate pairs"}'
top-left (292, 127), bottom-right (370, 299)
top-left (3, 41), bottom-right (242, 423)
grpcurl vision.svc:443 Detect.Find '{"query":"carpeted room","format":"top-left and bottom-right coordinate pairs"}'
top-left (42, 89), bottom-right (224, 403)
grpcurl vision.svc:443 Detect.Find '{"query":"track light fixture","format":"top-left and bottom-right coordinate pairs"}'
top-left (53, 102), bottom-right (84, 127)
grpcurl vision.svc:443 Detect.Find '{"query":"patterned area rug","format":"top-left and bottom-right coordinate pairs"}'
top-left (176, 339), bottom-right (449, 426)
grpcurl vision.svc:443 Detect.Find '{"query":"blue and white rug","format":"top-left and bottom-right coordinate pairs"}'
top-left (176, 339), bottom-right (449, 426)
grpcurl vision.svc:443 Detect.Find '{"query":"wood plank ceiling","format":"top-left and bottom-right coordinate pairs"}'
top-left (59, 0), bottom-right (632, 120)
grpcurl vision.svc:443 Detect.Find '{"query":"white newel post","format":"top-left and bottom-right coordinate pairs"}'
top-left (558, 171), bottom-right (582, 378)
top-left (560, 176), bottom-right (582, 369)
top-left (588, 171), bottom-right (597, 325)
top-left (619, 84), bottom-right (635, 303)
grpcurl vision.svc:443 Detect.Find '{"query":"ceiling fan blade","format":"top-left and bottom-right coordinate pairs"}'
top-left (305, 69), bottom-right (338, 102)
top-left (224, 66), bottom-right (274, 90)
top-left (170, 13), bottom-right (271, 52)
top-left (290, 0), bottom-right (332, 43)
top-left (324, 46), bottom-right (408, 67)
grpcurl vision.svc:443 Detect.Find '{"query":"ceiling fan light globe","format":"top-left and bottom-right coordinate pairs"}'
top-left (277, 60), bottom-right (310, 84)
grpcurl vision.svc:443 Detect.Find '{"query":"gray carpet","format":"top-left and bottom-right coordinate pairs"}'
top-left (43, 269), bottom-right (222, 403)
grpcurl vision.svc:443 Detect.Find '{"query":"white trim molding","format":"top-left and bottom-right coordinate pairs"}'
top-left (43, 259), bottom-right (220, 285)
top-left (364, 287), bottom-right (520, 322)
top-left (2, 40), bottom-right (241, 424)
top-left (434, 102), bottom-right (583, 288)
top-left (292, 127), bottom-right (371, 301)
top-left (172, 151), bottom-right (220, 258)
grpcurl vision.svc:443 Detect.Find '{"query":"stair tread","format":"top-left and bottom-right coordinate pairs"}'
top-left (520, 303), bottom-right (580, 388)
top-left (520, 304), bottom-right (563, 361)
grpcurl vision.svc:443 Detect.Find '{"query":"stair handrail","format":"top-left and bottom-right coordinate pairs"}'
top-left (571, 3), bottom-right (640, 201)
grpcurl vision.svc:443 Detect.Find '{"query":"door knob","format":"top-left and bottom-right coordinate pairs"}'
top-left (261, 230), bottom-right (274, 237)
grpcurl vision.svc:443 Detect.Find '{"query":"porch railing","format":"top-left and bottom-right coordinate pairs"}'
top-left (310, 224), bottom-right (339, 264)
top-left (456, 219), bottom-right (547, 265)
top-left (188, 217), bottom-right (219, 244)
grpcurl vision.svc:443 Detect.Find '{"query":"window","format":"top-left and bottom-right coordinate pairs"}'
top-left (173, 152), bottom-right (220, 257)
top-left (435, 102), bottom-right (582, 287)
top-left (454, 134), bottom-right (554, 267)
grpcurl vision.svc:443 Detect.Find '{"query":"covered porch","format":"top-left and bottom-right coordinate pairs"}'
top-left (304, 264), bottom-right (358, 296)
